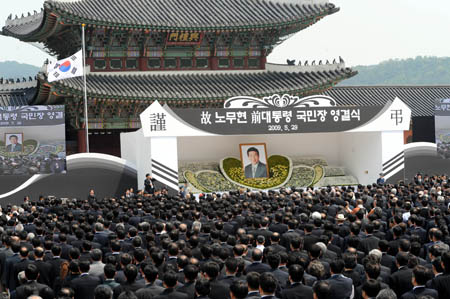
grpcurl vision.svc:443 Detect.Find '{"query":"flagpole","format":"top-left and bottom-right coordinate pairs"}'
top-left (81, 24), bottom-right (89, 153)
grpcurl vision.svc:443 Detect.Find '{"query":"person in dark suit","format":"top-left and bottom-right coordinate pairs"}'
top-left (4, 241), bottom-right (21, 291)
top-left (201, 262), bottom-right (230, 299)
top-left (32, 247), bottom-right (53, 287)
top-left (325, 260), bottom-right (353, 299)
top-left (112, 264), bottom-right (144, 299)
top-left (246, 272), bottom-right (261, 299)
top-left (281, 265), bottom-right (313, 299)
top-left (312, 281), bottom-right (331, 299)
top-left (136, 265), bottom-right (165, 299)
top-left (177, 265), bottom-right (198, 299)
top-left (244, 147), bottom-right (268, 179)
top-left (154, 271), bottom-right (188, 299)
top-left (361, 279), bottom-right (381, 299)
top-left (401, 265), bottom-right (438, 299)
top-left (12, 264), bottom-right (50, 299)
top-left (244, 249), bottom-right (271, 275)
top-left (11, 247), bottom-right (31, 291)
top-left (70, 260), bottom-right (101, 299)
top-left (359, 224), bottom-right (380, 255)
top-left (230, 280), bottom-right (248, 299)
top-left (258, 273), bottom-right (279, 299)
top-left (6, 135), bottom-right (22, 152)
top-left (431, 251), bottom-right (450, 298)
top-left (144, 174), bottom-right (156, 195)
top-left (388, 252), bottom-right (413, 298)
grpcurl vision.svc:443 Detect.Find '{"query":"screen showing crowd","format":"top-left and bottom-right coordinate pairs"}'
top-left (0, 105), bottom-right (66, 175)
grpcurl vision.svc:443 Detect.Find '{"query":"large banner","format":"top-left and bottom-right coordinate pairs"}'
top-left (140, 94), bottom-right (412, 137)
top-left (0, 105), bottom-right (66, 175)
top-left (435, 99), bottom-right (450, 159)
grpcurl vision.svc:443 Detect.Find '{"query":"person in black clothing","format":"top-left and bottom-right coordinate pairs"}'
top-left (144, 174), bottom-right (156, 195)
top-left (0, 173), bottom-right (448, 299)
top-left (230, 280), bottom-right (248, 299)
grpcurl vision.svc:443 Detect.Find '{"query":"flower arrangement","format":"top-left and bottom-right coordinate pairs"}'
top-left (220, 155), bottom-right (291, 189)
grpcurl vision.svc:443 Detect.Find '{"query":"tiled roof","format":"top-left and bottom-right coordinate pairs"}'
top-left (324, 86), bottom-right (450, 117)
top-left (47, 0), bottom-right (338, 30)
top-left (0, 79), bottom-right (37, 106)
top-left (48, 65), bottom-right (355, 101)
top-left (2, 0), bottom-right (338, 38)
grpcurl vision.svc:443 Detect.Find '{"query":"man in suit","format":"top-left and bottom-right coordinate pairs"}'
top-left (6, 135), bottom-right (22, 152)
top-left (154, 271), bottom-right (188, 299)
top-left (244, 249), bottom-right (271, 275)
top-left (177, 264), bottom-right (198, 299)
top-left (244, 147), bottom-right (268, 179)
top-left (325, 260), bottom-right (353, 299)
top-left (281, 265), bottom-right (313, 299)
top-left (258, 273), bottom-right (279, 299)
top-left (230, 280), bottom-right (249, 299)
top-left (401, 265), bottom-right (438, 299)
top-left (359, 224), bottom-right (380, 255)
top-left (201, 262), bottom-right (230, 299)
top-left (70, 260), bottom-right (101, 299)
top-left (12, 264), bottom-right (50, 299)
top-left (32, 247), bottom-right (53, 287)
top-left (430, 251), bottom-right (450, 298)
top-left (144, 174), bottom-right (156, 195)
top-left (388, 252), bottom-right (413, 298)
top-left (246, 272), bottom-right (261, 299)
top-left (112, 264), bottom-right (144, 299)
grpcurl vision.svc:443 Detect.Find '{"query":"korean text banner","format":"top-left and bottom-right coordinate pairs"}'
top-left (435, 99), bottom-right (450, 159)
top-left (0, 105), bottom-right (66, 175)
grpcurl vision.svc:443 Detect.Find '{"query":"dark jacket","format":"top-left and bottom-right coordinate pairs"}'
top-left (70, 273), bottom-right (102, 299)
top-left (326, 274), bottom-right (353, 299)
top-left (154, 288), bottom-right (189, 299)
top-left (400, 286), bottom-right (438, 299)
top-left (281, 282), bottom-right (313, 299)
top-left (388, 267), bottom-right (413, 298)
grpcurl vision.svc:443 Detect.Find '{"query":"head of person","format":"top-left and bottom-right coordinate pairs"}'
top-left (259, 273), bottom-right (277, 296)
top-left (25, 263), bottom-right (40, 281)
top-left (195, 279), bottom-right (211, 297)
top-left (362, 279), bottom-right (380, 299)
top-left (247, 147), bottom-right (260, 165)
top-left (313, 281), bottom-right (331, 299)
top-left (163, 271), bottom-right (178, 288)
top-left (9, 135), bottom-right (19, 145)
top-left (230, 280), bottom-right (248, 299)
top-left (94, 286), bottom-right (113, 299)
top-left (412, 265), bottom-right (431, 286)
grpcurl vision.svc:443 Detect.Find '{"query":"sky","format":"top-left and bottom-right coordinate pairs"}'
top-left (0, 0), bottom-right (449, 67)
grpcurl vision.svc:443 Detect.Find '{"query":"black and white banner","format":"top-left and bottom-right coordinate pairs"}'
top-left (140, 94), bottom-right (411, 137)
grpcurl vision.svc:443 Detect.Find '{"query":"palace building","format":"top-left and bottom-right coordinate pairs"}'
top-left (1, 0), bottom-right (447, 156)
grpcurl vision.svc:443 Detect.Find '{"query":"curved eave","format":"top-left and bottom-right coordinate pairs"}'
top-left (1, 10), bottom-right (63, 42)
top-left (3, 2), bottom-right (338, 42)
top-left (32, 67), bottom-right (357, 105)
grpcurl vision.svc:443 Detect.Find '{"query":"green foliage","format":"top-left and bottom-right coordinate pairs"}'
top-left (183, 171), bottom-right (211, 193)
top-left (311, 165), bottom-right (325, 186)
top-left (196, 171), bottom-right (239, 192)
top-left (341, 56), bottom-right (450, 86)
top-left (286, 166), bottom-right (315, 188)
top-left (0, 61), bottom-right (39, 78)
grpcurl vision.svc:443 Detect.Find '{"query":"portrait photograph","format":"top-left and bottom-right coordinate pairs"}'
top-left (4, 133), bottom-right (23, 153)
top-left (240, 143), bottom-right (269, 179)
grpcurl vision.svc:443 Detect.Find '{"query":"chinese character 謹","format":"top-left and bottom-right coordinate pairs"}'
top-left (149, 113), bottom-right (167, 131)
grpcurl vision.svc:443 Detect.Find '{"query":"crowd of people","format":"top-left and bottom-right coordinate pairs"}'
top-left (0, 174), bottom-right (448, 299)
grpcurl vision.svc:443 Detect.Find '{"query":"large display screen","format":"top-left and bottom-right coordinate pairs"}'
top-left (435, 99), bottom-right (450, 159)
top-left (0, 105), bottom-right (66, 175)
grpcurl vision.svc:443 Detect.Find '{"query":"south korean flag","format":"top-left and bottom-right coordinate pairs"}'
top-left (47, 50), bottom-right (83, 83)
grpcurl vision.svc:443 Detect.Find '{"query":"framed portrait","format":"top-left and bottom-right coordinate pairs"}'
top-left (4, 133), bottom-right (24, 153)
top-left (240, 143), bottom-right (269, 179)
